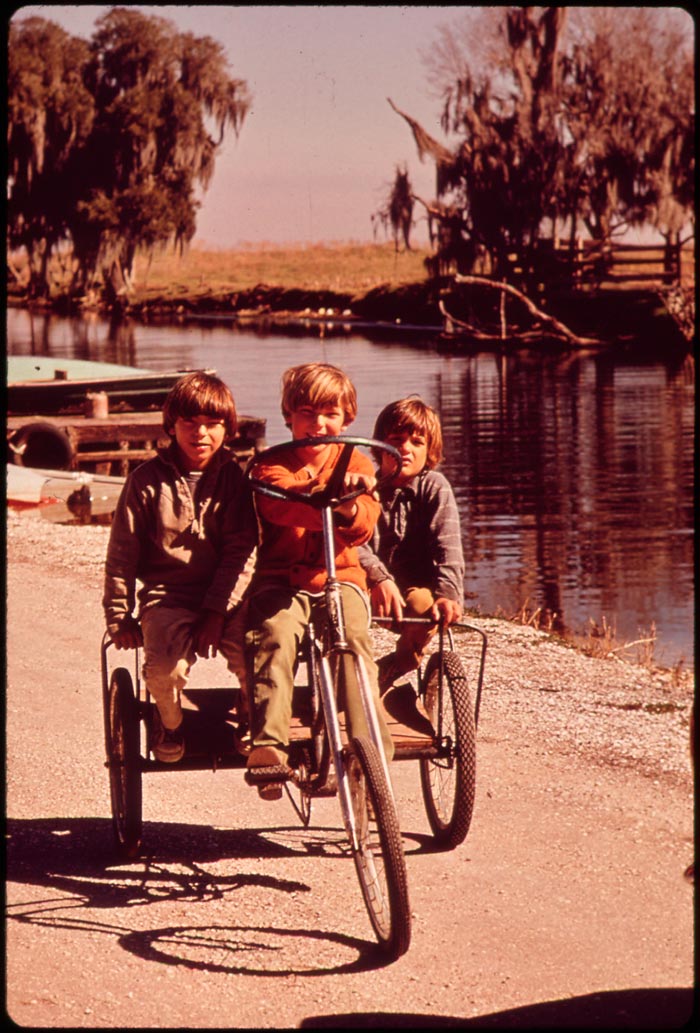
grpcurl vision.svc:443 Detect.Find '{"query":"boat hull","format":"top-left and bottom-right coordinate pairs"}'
top-left (7, 464), bottom-right (125, 523)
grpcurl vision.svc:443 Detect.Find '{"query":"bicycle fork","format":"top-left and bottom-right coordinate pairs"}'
top-left (318, 505), bottom-right (396, 848)
top-left (318, 647), bottom-right (395, 852)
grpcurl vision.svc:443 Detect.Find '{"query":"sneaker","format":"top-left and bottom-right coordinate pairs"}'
top-left (257, 782), bottom-right (284, 802)
top-left (151, 710), bottom-right (185, 763)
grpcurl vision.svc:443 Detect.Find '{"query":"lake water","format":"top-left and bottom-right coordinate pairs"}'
top-left (7, 307), bottom-right (695, 669)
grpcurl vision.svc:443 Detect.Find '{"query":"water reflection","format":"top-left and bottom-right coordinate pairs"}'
top-left (7, 307), bottom-right (694, 667)
top-left (443, 353), bottom-right (694, 658)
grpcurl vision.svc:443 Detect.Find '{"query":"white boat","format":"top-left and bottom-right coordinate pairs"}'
top-left (7, 464), bottom-right (125, 523)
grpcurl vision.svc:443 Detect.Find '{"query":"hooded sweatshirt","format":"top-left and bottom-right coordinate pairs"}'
top-left (103, 443), bottom-right (257, 634)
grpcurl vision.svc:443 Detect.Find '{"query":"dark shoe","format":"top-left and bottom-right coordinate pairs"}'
top-left (151, 710), bottom-right (185, 763)
top-left (257, 782), bottom-right (284, 801)
top-left (377, 653), bottom-right (400, 695)
top-left (377, 651), bottom-right (420, 695)
top-left (247, 744), bottom-right (288, 768)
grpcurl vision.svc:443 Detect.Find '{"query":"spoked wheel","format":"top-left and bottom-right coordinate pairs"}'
top-left (343, 736), bottom-right (411, 958)
top-left (107, 668), bottom-right (143, 858)
top-left (419, 650), bottom-right (476, 850)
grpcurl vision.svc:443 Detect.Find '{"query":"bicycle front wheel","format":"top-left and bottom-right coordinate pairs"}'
top-left (343, 736), bottom-right (411, 958)
top-left (419, 650), bottom-right (476, 850)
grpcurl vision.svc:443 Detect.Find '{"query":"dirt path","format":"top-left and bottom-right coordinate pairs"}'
top-left (5, 512), bottom-right (694, 1029)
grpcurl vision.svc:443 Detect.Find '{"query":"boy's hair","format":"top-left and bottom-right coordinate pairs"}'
top-left (162, 371), bottom-right (238, 439)
top-left (373, 397), bottom-right (443, 470)
top-left (280, 363), bottom-right (357, 426)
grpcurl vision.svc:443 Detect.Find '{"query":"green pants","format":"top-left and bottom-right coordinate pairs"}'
top-left (391, 586), bottom-right (439, 673)
top-left (141, 604), bottom-right (247, 730)
top-left (245, 582), bottom-right (394, 761)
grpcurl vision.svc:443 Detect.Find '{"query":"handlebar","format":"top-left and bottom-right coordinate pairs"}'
top-left (247, 436), bottom-right (402, 509)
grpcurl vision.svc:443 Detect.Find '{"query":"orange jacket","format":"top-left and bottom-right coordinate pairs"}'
top-left (252, 443), bottom-right (379, 592)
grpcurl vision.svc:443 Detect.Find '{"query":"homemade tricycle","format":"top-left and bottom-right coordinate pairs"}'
top-left (101, 435), bottom-right (486, 959)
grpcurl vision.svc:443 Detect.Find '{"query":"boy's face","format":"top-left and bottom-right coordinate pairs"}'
top-left (289, 403), bottom-right (349, 458)
top-left (381, 427), bottom-right (428, 485)
top-left (171, 414), bottom-right (226, 470)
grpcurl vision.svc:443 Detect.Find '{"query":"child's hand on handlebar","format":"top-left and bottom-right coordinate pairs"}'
top-left (333, 470), bottom-right (377, 519)
top-left (432, 596), bottom-right (463, 625)
top-left (111, 615), bottom-right (143, 650)
top-left (193, 609), bottom-right (225, 658)
top-left (371, 578), bottom-right (405, 621)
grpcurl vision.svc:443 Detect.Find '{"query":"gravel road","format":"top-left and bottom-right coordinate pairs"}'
top-left (5, 509), bottom-right (695, 1029)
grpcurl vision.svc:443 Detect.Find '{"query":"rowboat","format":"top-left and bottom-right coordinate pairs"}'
top-left (7, 464), bottom-right (125, 523)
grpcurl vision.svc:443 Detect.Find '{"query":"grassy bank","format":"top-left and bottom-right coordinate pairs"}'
top-left (132, 240), bottom-right (431, 299)
top-left (9, 240), bottom-right (692, 346)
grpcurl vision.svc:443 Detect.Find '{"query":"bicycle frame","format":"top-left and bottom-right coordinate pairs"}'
top-left (101, 632), bottom-right (143, 754)
top-left (315, 503), bottom-right (396, 851)
top-left (373, 615), bottom-right (488, 730)
top-left (433, 621), bottom-right (488, 729)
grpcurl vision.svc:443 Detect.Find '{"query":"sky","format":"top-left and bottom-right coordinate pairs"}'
top-left (12, 4), bottom-right (467, 248)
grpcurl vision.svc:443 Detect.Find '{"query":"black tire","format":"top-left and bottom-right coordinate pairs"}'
top-left (9, 421), bottom-right (74, 470)
top-left (343, 736), bottom-right (411, 958)
top-left (107, 668), bottom-right (142, 858)
top-left (419, 650), bottom-right (476, 849)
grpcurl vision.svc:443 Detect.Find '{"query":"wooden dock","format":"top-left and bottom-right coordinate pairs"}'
top-left (7, 360), bottom-right (267, 476)
top-left (6, 411), bottom-right (267, 476)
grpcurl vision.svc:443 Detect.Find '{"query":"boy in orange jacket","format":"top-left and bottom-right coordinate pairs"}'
top-left (244, 362), bottom-right (393, 798)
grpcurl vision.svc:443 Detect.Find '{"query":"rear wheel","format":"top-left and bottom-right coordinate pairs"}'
top-left (419, 651), bottom-right (476, 849)
top-left (343, 736), bottom-right (411, 958)
top-left (107, 668), bottom-right (142, 858)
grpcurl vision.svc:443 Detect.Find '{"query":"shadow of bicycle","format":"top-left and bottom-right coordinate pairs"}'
top-left (5, 816), bottom-right (397, 975)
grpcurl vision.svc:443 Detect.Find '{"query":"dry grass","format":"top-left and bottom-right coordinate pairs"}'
top-left (11, 239), bottom-right (691, 302)
top-left (496, 600), bottom-right (689, 681)
top-left (506, 599), bottom-right (559, 633)
top-left (131, 240), bottom-right (431, 297)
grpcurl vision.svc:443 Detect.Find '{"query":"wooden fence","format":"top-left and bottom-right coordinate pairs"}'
top-left (545, 240), bottom-right (682, 288)
top-left (430, 238), bottom-right (686, 290)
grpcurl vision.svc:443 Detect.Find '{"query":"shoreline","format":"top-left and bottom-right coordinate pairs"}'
top-left (8, 278), bottom-right (692, 353)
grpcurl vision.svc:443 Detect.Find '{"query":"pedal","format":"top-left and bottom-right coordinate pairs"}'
top-left (244, 763), bottom-right (293, 786)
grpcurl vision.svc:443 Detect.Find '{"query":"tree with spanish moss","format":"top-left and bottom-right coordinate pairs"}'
top-left (371, 163), bottom-right (415, 251)
top-left (8, 7), bottom-right (251, 301)
top-left (386, 6), bottom-right (694, 285)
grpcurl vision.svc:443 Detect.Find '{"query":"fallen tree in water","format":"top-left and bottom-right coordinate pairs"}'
top-left (440, 274), bottom-right (603, 348)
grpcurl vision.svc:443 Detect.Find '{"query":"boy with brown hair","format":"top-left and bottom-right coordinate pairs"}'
top-left (103, 371), bottom-right (258, 762)
top-left (244, 362), bottom-right (393, 798)
top-left (360, 396), bottom-right (464, 691)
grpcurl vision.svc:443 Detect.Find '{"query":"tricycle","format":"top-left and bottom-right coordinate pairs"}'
top-left (101, 435), bottom-right (487, 958)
